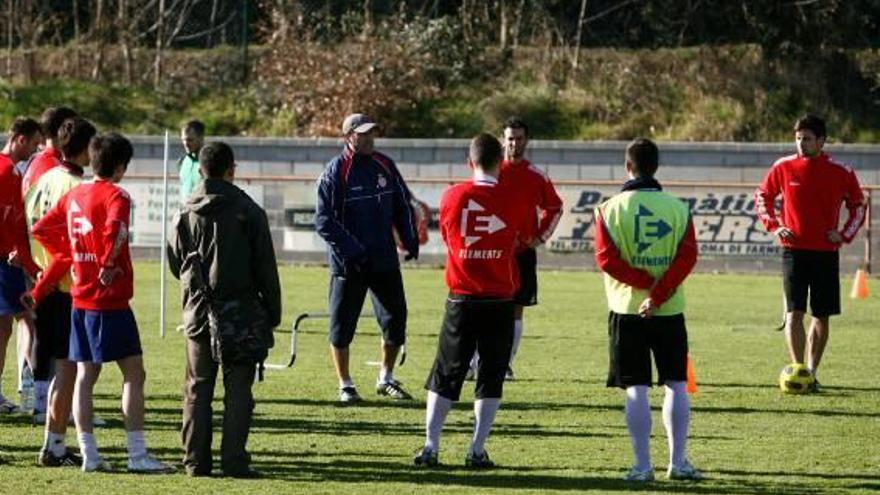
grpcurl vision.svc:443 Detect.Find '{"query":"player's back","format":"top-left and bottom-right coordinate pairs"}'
top-left (440, 176), bottom-right (524, 298)
top-left (65, 180), bottom-right (133, 310)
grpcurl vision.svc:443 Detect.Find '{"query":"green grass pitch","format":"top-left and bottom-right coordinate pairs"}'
top-left (1, 263), bottom-right (878, 494)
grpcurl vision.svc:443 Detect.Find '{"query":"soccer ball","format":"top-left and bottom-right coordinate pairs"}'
top-left (779, 363), bottom-right (815, 394)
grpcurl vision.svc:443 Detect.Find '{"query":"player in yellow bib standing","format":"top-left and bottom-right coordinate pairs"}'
top-left (593, 139), bottom-right (701, 482)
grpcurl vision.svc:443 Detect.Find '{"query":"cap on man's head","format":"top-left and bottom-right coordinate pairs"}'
top-left (342, 113), bottom-right (377, 135)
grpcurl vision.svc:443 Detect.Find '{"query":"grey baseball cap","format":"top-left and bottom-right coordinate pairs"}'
top-left (342, 113), bottom-right (377, 135)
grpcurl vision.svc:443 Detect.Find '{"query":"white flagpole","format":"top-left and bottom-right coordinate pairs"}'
top-left (159, 130), bottom-right (170, 338)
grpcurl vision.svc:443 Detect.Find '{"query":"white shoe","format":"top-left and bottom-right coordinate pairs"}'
top-left (624, 466), bottom-right (655, 482)
top-left (667, 459), bottom-right (703, 480)
top-left (0, 395), bottom-right (21, 414)
top-left (82, 456), bottom-right (113, 473)
top-left (127, 454), bottom-right (176, 474)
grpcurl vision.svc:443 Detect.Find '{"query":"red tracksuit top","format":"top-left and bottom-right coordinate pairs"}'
top-left (440, 173), bottom-right (526, 298)
top-left (0, 153), bottom-right (40, 276)
top-left (31, 179), bottom-right (133, 310)
top-left (754, 152), bottom-right (865, 251)
top-left (498, 158), bottom-right (563, 246)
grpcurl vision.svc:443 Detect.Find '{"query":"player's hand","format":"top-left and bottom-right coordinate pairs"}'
top-left (638, 298), bottom-right (656, 319)
top-left (773, 227), bottom-right (795, 243)
top-left (826, 230), bottom-right (843, 244)
top-left (7, 250), bottom-right (22, 268)
top-left (98, 266), bottom-right (121, 286)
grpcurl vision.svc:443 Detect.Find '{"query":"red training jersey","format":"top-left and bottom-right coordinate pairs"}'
top-left (21, 146), bottom-right (62, 195)
top-left (754, 153), bottom-right (865, 251)
top-left (498, 158), bottom-right (563, 247)
top-left (31, 179), bottom-right (133, 310)
top-left (0, 153), bottom-right (40, 276)
top-left (440, 174), bottom-right (527, 298)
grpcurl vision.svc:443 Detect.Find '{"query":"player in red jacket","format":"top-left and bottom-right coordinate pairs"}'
top-left (0, 117), bottom-right (43, 414)
top-left (31, 133), bottom-right (172, 473)
top-left (469, 117), bottom-right (563, 381)
top-left (414, 133), bottom-right (527, 469)
top-left (754, 115), bottom-right (866, 392)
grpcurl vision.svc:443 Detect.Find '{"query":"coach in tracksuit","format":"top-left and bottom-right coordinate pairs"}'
top-left (315, 114), bottom-right (419, 404)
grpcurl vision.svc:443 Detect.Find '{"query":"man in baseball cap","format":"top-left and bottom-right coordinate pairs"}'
top-left (315, 113), bottom-right (420, 404)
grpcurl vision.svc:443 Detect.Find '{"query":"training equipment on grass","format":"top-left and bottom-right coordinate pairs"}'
top-left (264, 311), bottom-right (406, 370)
top-left (778, 363), bottom-right (815, 394)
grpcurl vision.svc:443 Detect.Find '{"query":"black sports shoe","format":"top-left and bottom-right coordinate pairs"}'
top-left (39, 447), bottom-right (82, 468)
top-left (376, 379), bottom-right (413, 400)
top-left (809, 379), bottom-right (822, 393)
top-left (339, 386), bottom-right (363, 404)
top-left (465, 450), bottom-right (495, 469)
top-left (413, 447), bottom-right (438, 467)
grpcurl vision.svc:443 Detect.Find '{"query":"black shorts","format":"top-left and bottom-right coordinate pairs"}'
top-left (35, 290), bottom-right (73, 361)
top-left (513, 248), bottom-right (538, 307)
top-left (425, 296), bottom-right (514, 401)
top-left (606, 311), bottom-right (688, 388)
top-left (782, 248), bottom-right (840, 317)
top-left (328, 269), bottom-right (407, 348)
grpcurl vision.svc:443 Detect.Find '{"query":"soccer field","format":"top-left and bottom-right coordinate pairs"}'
top-left (1, 263), bottom-right (878, 494)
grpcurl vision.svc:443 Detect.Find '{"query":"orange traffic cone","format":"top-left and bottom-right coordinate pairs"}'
top-left (850, 268), bottom-right (869, 300)
top-left (686, 356), bottom-right (698, 394)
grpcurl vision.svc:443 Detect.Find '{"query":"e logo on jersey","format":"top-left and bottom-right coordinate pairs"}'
top-left (460, 199), bottom-right (506, 247)
top-left (634, 204), bottom-right (671, 253)
top-left (69, 200), bottom-right (93, 236)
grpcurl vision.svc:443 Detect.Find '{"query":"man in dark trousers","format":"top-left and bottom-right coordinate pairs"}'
top-left (315, 113), bottom-right (419, 404)
top-left (168, 142), bottom-right (281, 478)
top-left (413, 133), bottom-right (526, 469)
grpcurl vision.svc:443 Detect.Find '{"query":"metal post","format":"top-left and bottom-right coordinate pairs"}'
top-left (865, 190), bottom-right (872, 274)
top-left (159, 130), bottom-right (170, 338)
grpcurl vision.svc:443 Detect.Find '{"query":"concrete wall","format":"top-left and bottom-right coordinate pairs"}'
top-left (125, 136), bottom-right (880, 185)
top-left (112, 136), bottom-right (880, 274)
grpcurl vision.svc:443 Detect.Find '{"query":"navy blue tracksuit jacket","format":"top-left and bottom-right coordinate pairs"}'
top-left (315, 147), bottom-right (419, 276)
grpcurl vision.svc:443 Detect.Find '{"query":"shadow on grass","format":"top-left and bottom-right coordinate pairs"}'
top-left (246, 457), bottom-right (828, 494)
top-left (713, 468), bottom-right (879, 481)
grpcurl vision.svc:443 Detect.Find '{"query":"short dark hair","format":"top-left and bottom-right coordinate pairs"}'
top-left (40, 106), bottom-right (77, 140)
top-left (626, 138), bottom-right (659, 177)
top-left (469, 133), bottom-right (503, 171)
top-left (503, 116), bottom-right (529, 137)
top-left (8, 117), bottom-right (42, 139)
top-left (57, 117), bottom-right (97, 159)
top-left (794, 114), bottom-right (826, 139)
top-left (182, 120), bottom-right (205, 136)
top-left (89, 132), bottom-right (133, 178)
top-left (199, 142), bottom-right (234, 178)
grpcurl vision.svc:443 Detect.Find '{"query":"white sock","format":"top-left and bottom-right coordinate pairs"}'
top-left (339, 378), bottom-right (354, 389)
top-left (34, 381), bottom-right (49, 413)
top-left (469, 352), bottom-right (480, 372)
top-left (378, 366), bottom-right (393, 385)
top-left (625, 385), bottom-right (652, 471)
top-left (45, 430), bottom-right (66, 457)
top-left (126, 430), bottom-right (147, 459)
top-left (509, 319), bottom-right (524, 367)
top-left (425, 391), bottom-right (452, 453)
top-left (78, 432), bottom-right (100, 462)
top-left (662, 381), bottom-right (690, 468)
top-left (470, 398), bottom-right (501, 456)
